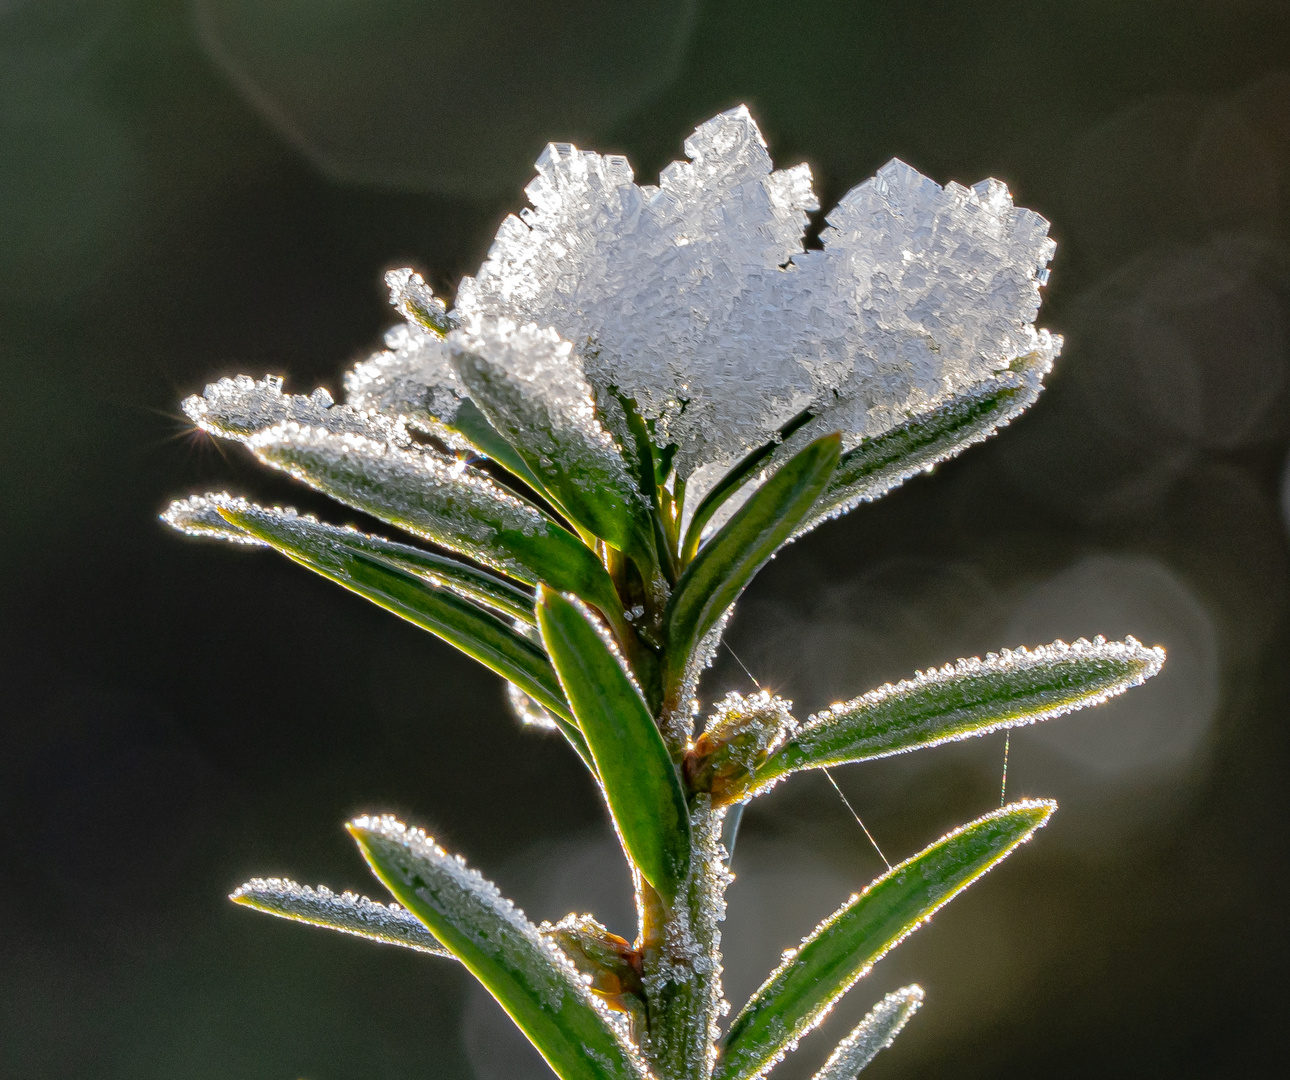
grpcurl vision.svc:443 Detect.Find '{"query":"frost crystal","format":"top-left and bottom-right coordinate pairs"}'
top-left (506, 680), bottom-right (561, 732)
top-left (796, 636), bottom-right (1165, 763)
top-left (161, 493), bottom-right (266, 546)
top-left (450, 318), bottom-right (646, 523)
top-left (244, 422), bottom-right (549, 580)
top-left (344, 321), bottom-right (471, 447)
top-left (437, 105), bottom-right (1057, 479)
top-left (183, 374), bottom-right (402, 444)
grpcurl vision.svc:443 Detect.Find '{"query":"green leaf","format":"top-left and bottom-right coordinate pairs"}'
top-left (600, 388), bottom-right (677, 582)
top-left (220, 505), bottom-right (594, 767)
top-left (452, 330), bottom-right (660, 578)
top-left (350, 816), bottom-right (648, 1080)
top-left (715, 801), bottom-right (1055, 1080)
top-left (680, 407), bottom-right (814, 565)
top-left (451, 398), bottom-right (567, 511)
top-left (246, 422), bottom-right (623, 617)
top-left (811, 986), bottom-right (924, 1080)
top-left (795, 356), bottom-right (1049, 537)
top-left (663, 434), bottom-right (841, 699)
top-left (211, 498), bottom-right (536, 624)
top-left (754, 636), bottom-right (1165, 791)
top-left (231, 877), bottom-right (454, 958)
top-left (537, 586), bottom-right (692, 903)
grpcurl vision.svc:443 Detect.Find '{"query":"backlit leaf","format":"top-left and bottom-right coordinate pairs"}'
top-left (537, 587), bottom-right (692, 903)
top-left (351, 816), bottom-right (649, 1080)
top-left (753, 636), bottom-right (1164, 791)
top-left (716, 801), bottom-right (1055, 1080)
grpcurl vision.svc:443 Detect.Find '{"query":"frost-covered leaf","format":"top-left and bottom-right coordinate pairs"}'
top-left (680, 409), bottom-right (814, 564)
top-left (230, 877), bottom-right (452, 957)
top-left (663, 435), bottom-right (840, 700)
top-left (506, 680), bottom-right (563, 732)
top-left (451, 106), bottom-right (1057, 481)
top-left (753, 637), bottom-right (1165, 791)
top-left (184, 374), bottom-right (620, 613)
top-left (385, 267), bottom-right (453, 336)
top-left (350, 815), bottom-right (648, 1080)
top-left (344, 320), bottom-right (472, 450)
top-left (216, 502), bottom-right (576, 730)
top-left (450, 398), bottom-right (563, 506)
top-left (537, 587), bottom-right (692, 903)
top-left (451, 319), bottom-right (659, 575)
top-left (793, 348), bottom-right (1056, 536)
top-left (183, 373), bottom-right (388, 442)
top-left (715, 801), bottom-right (1055, 1080)
top-left (166, 494), bottom-right (537, 625)
top-left (161, 492), bottom-right (270, 546)
top-left (810, 986), bottom-right (924, 1080)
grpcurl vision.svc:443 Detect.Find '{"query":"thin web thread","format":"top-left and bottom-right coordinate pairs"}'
top-left (822, 768), bottom-right (891, 871)
top-left (1000, 733), bottom-right (1011, 807)
top-left (721, 641), bottom-right (891, 871)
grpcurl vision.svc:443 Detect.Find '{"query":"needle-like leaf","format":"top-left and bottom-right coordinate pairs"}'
top-left (679, 408), bottom-right (815, 565)
top-left (452, 323), bottom-right (661, 579)
top-left (537, 587), bottom-right (692, 903)
top-left (794, 356), bottom-right (1049, 537)
top-left (450, 398), bottom-right (571, 514)
top-left (167, 495), bottom-right (537, 624)
top-left (230, 877), bottom-right (454, 957)
top-left (753, 637), bottom-right (1164, 792)
top-left (715, 801), bottom-right (1055, 1080)
top-left (248, 423), bottom-right (624, 616)
top-left (218, 504), bottom-right (595, 766)
top-left (350, 815), bottom-right (649, 1080)
top-left (663, 434), bottom-right (840, 700)
top-left (809, 986), bottom-right (924, 1080)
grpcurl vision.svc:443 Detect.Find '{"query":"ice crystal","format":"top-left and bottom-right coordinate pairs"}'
top-left (641, 797), bottom-right (733, 1080)
top-left (450, 318), bottom-right (648, 528)
top-left (161, 492), bottom-right (265, 546)
top-left (344, 321), bottom-right (471, 448)
top-left (230, 877), bottom-right (452, 956)
top-left (183, 373), bottom-right (402, 444)
top-left (436, 105), bottom-right (1057, 480)
top-left (506, 680), bottom-right (561, 732)
top-left (810, 986), bottom-right (923, 1080)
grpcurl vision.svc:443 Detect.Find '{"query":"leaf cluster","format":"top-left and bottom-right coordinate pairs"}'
top-left (169, 284), bottom-right (1162, 1080)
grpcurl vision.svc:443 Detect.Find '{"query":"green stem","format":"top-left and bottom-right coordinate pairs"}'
top-left (639, 797), bottom-right (729, 1080)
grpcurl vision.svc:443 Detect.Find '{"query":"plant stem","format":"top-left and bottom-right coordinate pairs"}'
top-left (640, 797), bottom-right (730, 1080)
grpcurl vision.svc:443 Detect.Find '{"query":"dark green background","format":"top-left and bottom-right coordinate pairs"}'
top-left (3, 2), bottom-right (1289, 1077)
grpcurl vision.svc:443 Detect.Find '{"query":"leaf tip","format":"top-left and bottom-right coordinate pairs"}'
top-left (1002, 796), bottom-right (1058, 833)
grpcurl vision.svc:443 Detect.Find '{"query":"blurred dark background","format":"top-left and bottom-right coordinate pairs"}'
top-left (3, 1), bottom-right (1289, 1077)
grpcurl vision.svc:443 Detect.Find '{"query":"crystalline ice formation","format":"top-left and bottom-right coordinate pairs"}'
top-left (453, 107), bottom-right (823, 477)
top-left (377, 104), bottom-right (1059, 481)
top-left (162, 493), bottom-right (266, 546)
top-left (183, 105), bottom-right (1058, 543)
top-left (183, 374), bottom-right (404, 445)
